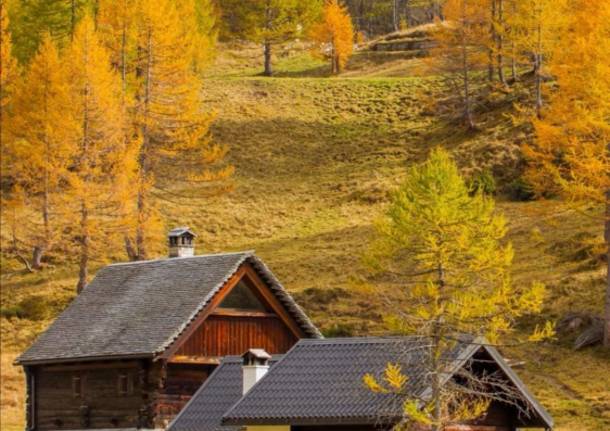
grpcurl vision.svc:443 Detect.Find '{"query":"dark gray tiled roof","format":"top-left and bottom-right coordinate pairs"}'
top-left (222, 337), bottom-right (553, 428)
top-left (17, 252), bottom-right (320, 365)
top-left (223, 337), bottom-right (452, 426)
top-left (168, 356), bottom-right (280, 431)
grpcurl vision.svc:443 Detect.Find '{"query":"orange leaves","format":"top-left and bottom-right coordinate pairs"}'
top-left (310, 0), bottom-right (354, 74)
top-left (526, 0), bottom-right (610, 204)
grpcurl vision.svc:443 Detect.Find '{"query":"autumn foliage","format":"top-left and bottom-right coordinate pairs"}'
top-left (1, 0), bottom-right (231, 290)
top-left (310, 0), bottom-right (354, 74)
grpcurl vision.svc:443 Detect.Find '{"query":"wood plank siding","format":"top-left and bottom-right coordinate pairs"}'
top-left (175, 314), bottom-right (298, 357)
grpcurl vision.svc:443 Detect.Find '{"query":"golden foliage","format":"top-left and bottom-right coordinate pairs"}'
top-left (126, 0), bottom-right (232, 259)
top-left (365, 148), bottom-right (550, 427)
top-left (65, 15), bottom-right (132, 290)
top-left (525, 0), bottom-right (610, 205)
top-left (4, 34), bottom-right (75, 260)
top-left (310, 0), bottom-right (354, 74)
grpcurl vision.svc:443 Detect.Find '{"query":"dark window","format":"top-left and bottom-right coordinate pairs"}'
top-left (72, 375), bottom-right (83, 398)
top-left (118, 373), bottom-right (132, 396)
top-left (219, 280), bottom-right (268, 311)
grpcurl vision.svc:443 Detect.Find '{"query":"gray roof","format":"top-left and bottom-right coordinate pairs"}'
top-left (169, 227), bottom-right (197, 237)
top-left (222, 337), bottom-right (553, 428)
top-left (17, 252), bottom-right (320, 365)
top-left (168, 356), bottom-right (281, 431)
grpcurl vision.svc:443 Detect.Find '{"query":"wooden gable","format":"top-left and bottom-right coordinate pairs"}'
top-left (164, 263), bottom-right (302, 364)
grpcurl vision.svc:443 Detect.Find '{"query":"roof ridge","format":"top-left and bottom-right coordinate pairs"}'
top-left (106, 250), bottom-right (256, 267)
top-left (296, 336), bottom-right (423, 345)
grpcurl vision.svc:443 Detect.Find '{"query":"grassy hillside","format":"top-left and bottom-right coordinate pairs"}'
top-left (2, 46), bottom-right (609, 430)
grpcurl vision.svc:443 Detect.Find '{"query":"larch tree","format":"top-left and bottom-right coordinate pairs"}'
top-left (310, 0), bottom-right (354, 74)
top-left (5, 34), bottom-right (75, 269)
top-left (0, 0), bottom-right (16, 111)
top-left (7, 0), bottom-right (91, 64)
top-left (428, 0), bottom-right (489, 129)
top-left (128, 0), bottom-right (232, 261)
top-left (0, 0), bottom-right (23, 268)
top-left (364, 148), bottom-right (551, 430)
top-left (219, 0), bottom-right (322, 76)
top-left (504, 0), bottom-right (567, 118)
top-left (524, 0), bottom-right (610, 347)
top-left (190, 0), bottom-right (220, 72)
top-left (65, 15), bottom-right (129, 292)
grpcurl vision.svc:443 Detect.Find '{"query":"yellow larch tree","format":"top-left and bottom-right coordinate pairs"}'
top-left (504, 0), bottom-right (567, 117)
top-left (364, 148), bottom-right (550, 430)
top-left (0, 0), bottom-right (16, 112)
top-left (4, 34), bottom-right (75, 269)
top-left (65, 15), bottom-right (131, 292)
top-left (525, 0), bottom-right (610, 347)
top-left (310, 0), bottom-right (354, 74)
top-left (128, 0), bottom-right (232, 260)
top-left (96, 0), bottom-right (138, 92)
top-left (428, 0), bottom-right (489, 129)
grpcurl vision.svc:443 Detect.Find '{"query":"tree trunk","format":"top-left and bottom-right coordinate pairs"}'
top-left (393, 0), bottom-right (399, 31)
top-left (603, 186), bottom-right (610, 348)
top-left (535, 53), bottom-right (542, 118)
top-left (124, 235), bottom-right (138, 261)
top-left (76, 202), bottom-right (89, 293)
top-left (135, 28), bottom-right (153, 261)
top-left (535, 23), bottom-right (543, 117)
top-left (460, 5), bottom-right (475, 130)
top-left (263, 41), bottom-right (273, 76)
top-left (488, 0), bottom-right (496, 82)
top-left (496, 0), bottom-right (506, 85)
top-left (431, 261), bottom-right (446, 430)
top-left (32, 247), bottom-right (44, 270)
top-left (71, 0), bottom-right (77, 39)
top-left (135, 188), bottom-right (147, 260)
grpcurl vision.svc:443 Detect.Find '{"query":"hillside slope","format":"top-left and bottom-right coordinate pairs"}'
top-left (2, 49), bottom-right (609, 430)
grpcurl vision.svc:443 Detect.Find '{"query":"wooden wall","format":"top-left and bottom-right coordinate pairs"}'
top-left (32, 361), bottom-right (146, 430)
top-left (175, 314), bottom-right (298, 357)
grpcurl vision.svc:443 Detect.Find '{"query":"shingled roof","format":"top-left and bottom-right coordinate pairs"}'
top-left (167, 355), bottom-right (282, 431)
top-left (222, 337), bottom-right (553, 428)
top-left (17, 252), bottom-right (321, 365)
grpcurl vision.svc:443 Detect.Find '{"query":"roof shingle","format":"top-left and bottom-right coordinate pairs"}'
top-left (222, 337), bottom-right (553, 428)
top-left (17, 252), bottom-right (320, 365)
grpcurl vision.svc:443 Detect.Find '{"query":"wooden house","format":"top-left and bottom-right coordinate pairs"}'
top-left (171, 338), bottom-right (554, 431)
top-left (16, 228), bottom-right (321, 430)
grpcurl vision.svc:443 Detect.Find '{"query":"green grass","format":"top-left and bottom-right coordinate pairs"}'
top-left (2, 45), bottom-right (609, 431)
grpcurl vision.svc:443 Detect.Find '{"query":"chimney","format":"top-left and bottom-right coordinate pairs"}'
top-left (168, 227), bottom-right (196, 258)
top-left (242, 349), bottom-right (271, 395)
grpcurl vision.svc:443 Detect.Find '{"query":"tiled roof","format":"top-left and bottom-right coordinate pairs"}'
top-left (222, 337), bottom-right (443, 426)
top-left (168, 356), bottom-right (280, 431)
top-left (222, 337), bottom-right (553, 428)
top-left (17, 252), bottom-right (320, 365)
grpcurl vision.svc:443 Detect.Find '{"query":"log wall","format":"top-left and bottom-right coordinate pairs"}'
top-left (33, 361), bottom-right (146, 430)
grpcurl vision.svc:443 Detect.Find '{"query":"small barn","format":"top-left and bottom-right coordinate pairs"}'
top-left (170, 338), bottom-right (554, 431)
top-left (16, 229), bottom-right (320, 430)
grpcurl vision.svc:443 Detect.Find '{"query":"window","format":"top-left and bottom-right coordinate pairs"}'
top-left (219, 280), bottom-right (268, 311)
top-left (72, 375), bottom-right (84, 398)
top-left (117, 373), bottom-right (133, 396)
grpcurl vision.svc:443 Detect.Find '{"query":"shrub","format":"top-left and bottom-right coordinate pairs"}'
top-left (506, 177), bottom-right (536, 201)
top-left (469, 169), bottom-right (496, 195)
top-left (0, 296), bottom-right (50, 321)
